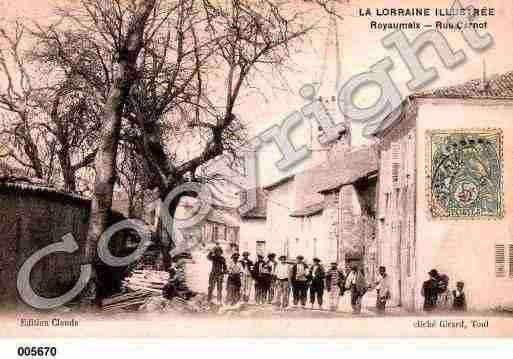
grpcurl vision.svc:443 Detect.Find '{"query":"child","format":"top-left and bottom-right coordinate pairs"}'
top-left (452, 281), bottom-right (467, 311)
top-left (326, 262), bottom-right (345, 312)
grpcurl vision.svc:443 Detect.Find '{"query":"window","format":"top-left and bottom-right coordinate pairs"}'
top-left (212, 225), bottom-right (218, 242)
top-left (256, 241), bottom-right (266, 256)
top-left (510, 244), bottom-right (513, 278)
top-left (391, 142), bottom-right (401, 187)
top-left (500, 244), bottom-right (513, 278)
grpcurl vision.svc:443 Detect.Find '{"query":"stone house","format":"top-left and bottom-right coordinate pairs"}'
top-left (237, 145), bottom-right (378, 271)
top-left (374, 71), bottom-right (513, 310)
top-left (317, 146), bottom-right (379, 278)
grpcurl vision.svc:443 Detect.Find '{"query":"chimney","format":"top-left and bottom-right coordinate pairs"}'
top-left (480, 58), bottom-right (488, 92)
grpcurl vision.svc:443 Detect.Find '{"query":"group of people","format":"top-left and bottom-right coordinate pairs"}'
top-left (421, 269), bottom-right (467, 311)
top-left (206, 244), bottom-right (393, 313)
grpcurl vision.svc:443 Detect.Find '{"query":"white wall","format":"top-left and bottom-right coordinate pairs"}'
top-left (415, 98), bottom-right (513, 310)
top-left (239, 218), bottom-right (267, 257)
top-left (290, 213), bottom-right (333, 265)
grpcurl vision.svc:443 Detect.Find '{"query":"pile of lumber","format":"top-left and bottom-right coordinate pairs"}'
top-left (102, 290), bottom-right (157, 312)
top-left (102, 270), bottom-right (170, 312)
top-left (123, 270), bottom-right (170, 293)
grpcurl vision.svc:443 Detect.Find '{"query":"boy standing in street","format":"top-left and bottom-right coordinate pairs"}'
top-left (326, 262), bottom-right (344, 312)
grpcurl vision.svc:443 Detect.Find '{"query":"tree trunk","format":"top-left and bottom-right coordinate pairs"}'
top-left (156, 189), bottom-right (181, 269)
top-left (57, 147), bottom-right (76, 192)
top-left (82, 0), bottom-right (157, 303)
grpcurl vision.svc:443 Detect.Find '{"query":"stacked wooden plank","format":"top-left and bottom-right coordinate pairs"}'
top-left (124, 270), bottom-right (170, 292)
top-left (102, 270), bottom-right (171, 312)
top-left (102, 290), bottom-right (156, 312)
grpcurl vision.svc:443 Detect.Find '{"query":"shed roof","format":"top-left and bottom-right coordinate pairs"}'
top-left (262, 174), bottom-right (295, 190)
top-left (0, 177), bottom-right (89, 203)
top-left (316, 146), bottom-right (379, 193)
top-left (289, 202), bottom-right (324, 218)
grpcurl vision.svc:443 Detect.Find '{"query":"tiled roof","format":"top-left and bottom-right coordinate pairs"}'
top-left (289, 202), bottom-right (324, 218)
top-left (239, 188), bottom-right (267, 219)
top-left (413, 71), bottom-right (513, 99)
top-left (0, 177), bottom-right (89, 203)
top-left (262, 174), bottom-right (295, 190)
top-left (207, 207), bottom-right (240, 227)
top-left (316, 146), bottom-right (379, 193)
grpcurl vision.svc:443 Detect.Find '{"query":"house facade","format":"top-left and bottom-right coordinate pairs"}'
top-left (376, 71), bottom-right (513, 310)
top-left (317, 147), bottom-right (379, 277)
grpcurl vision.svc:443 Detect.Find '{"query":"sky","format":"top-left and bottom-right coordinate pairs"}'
top-left (1, 0), bottom-right (512, 188)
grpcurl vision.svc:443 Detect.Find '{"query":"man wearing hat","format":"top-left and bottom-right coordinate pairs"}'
top-left (240, 251), bottom-right (254, 303)
top-left (253, 254), bottom-right (268, 305)
top-left (421, 269), bottom-right (440, 311)
top-left (291, 255), bottom-right (309, 308)
top-left (226, 252), bottom-right (243, 306)
top-left (207, 245), bottom-right (227, 303)
top-left (267, 253), bottom-right (278, 303)
top-left (273, 255), bottom-right (291, 309)
top-left (308, 258), bottom-right (326, 309)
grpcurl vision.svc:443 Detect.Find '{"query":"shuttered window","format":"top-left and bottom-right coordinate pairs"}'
top-left (391, 142), bottom-right (401, 187)
top-left (495, 244), bottom-right (506, 277)
top-left (510, 244), bottom-right (513, 278)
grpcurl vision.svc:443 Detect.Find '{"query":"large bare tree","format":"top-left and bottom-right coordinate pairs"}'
top-left (0, 21), bottom-right (100, 191)
top-left (21, 0), bottom-right (340, 294)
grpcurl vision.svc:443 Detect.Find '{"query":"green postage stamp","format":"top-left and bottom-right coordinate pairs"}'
top-left (428, 129), bottom-right (504, 220)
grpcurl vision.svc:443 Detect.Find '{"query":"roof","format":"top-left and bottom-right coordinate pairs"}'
top-left (413, 71), bottom-right (513, 99)
top-left (176, 198), bottom-right (240, 227)
top-left (289, 202), bottom-right (324, 218)
top-left (317, 146), bottom-right (379, 193)
top-left (372, 71), bottom-right (513, 138)
top-left (262, 174), bottom-right (295, 190)
top-left (207, 207), bottom-right (240, 227)
top-left (239, 188), bottom-right (267, 219)
top-left (0, 177), bottom-right (90, 203)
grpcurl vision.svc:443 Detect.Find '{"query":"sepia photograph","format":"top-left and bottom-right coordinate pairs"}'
top-left (0, 0), bottom-right (512, 344)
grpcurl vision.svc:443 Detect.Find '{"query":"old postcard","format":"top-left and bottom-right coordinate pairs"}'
top-left (1, 0), bottom-right (513, 342)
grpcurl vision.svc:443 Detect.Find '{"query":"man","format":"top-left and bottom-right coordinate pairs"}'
top-left (375, 266), bottom-right (391, 314)
top-left (437, 273), bottom-right (450, 310)
top-left (291, 255), bottom-right (309, 308)
top-left (207, 245), bottom-right (227, 303)
top-left (274, 255), bottom-right (291, 309)
top-left (345, 265), bottom-right (367, 314)
top-left (267, 253), bottom-right (278, 303)
top-left (253, 254), bottom-right (267, 304)
top-left (308, 258), bottom-right (325, 309)
top-left (226, 252), bottom-right (242, 306)
top-left (326, 261), bottom-right (344, 312)
top-left (239, 251), bottom-right (254, 303)
top-left (422, 269), bottom-right (440, 311)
